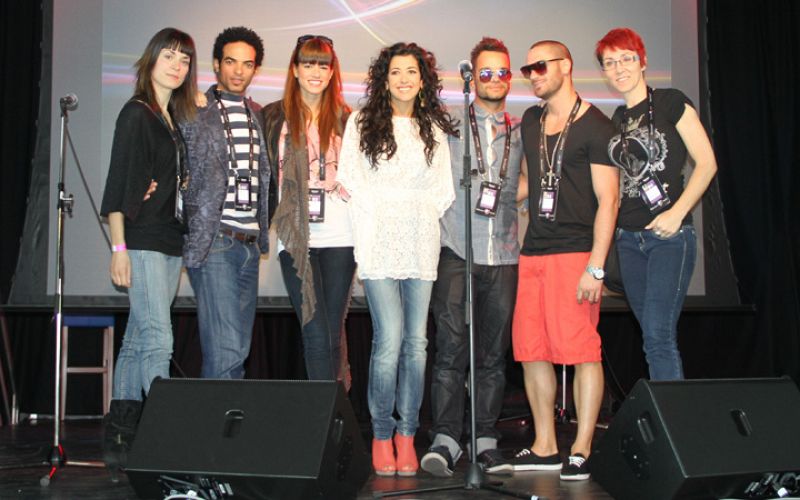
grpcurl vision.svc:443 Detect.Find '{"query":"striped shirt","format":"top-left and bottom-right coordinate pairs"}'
top-left (217, 92), bottom-right (260, 235)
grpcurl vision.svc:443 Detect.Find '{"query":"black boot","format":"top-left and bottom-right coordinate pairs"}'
top-left (103, 399), bottom-right (142, 478)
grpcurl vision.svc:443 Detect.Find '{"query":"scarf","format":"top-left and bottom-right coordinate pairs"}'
top-left (273, 130), bottom-right (316, 325)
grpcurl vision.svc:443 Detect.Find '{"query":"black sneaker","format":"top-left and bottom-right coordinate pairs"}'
top-left (420, 446), bottom-right (455, 477)
top-left (559, 453), bottom-right (590, 481)
top-left (477, 449), bottom-right (513, 475)
top-left (508, 448), bottom-right (562, 471)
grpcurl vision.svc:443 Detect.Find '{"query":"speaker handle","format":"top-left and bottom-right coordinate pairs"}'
top-left (730, 409), bottom-right (753, 437)
top-left (223, 409), bottom-right (245, 438)
top-left (636, 412), bottom-right (655, 444)
top-left (331, 413), bottom-right (344, 445)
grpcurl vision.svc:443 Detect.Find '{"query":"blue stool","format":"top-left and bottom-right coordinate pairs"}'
top-left (60, 315), bottom-right (115, 420)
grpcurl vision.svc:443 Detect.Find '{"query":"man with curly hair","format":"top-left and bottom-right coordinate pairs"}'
top-left (182, 26), bottom-right (270, 379)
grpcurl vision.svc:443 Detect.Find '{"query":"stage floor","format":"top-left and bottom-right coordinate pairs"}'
top-left (0, 416), bottom-right (613, 499)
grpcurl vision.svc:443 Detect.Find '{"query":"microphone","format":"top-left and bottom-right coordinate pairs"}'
top-left (458, 60), bottom-right (473, 82)
top-left (59, 93), bottom-right (78, 111)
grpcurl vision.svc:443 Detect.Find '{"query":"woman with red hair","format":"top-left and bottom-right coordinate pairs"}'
top-left (595, 27), bottom-right (718, 380)
top-left (261, 35), bottom-right (355, 383)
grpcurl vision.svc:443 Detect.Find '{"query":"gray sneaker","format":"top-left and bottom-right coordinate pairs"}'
top-left (420, 446), bottom-right (455, 477)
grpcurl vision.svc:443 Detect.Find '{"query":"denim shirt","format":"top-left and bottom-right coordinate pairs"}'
top-left (180, 86), bottom-right (271, 268)
top-left (440, 104), bottom-right (522, 266)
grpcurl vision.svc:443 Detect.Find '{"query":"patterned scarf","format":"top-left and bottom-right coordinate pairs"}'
top-left (272, 131), bottom-right (316, 325)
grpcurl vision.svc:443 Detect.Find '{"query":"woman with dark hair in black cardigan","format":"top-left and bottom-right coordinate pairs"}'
top-left (99, 27), bottom-right (197, 473)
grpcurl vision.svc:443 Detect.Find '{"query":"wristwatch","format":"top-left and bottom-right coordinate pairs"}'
top-left (586, 265), bottom-right (605, 280)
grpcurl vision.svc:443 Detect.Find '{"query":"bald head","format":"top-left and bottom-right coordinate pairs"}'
top-left (529, 40), bottom-right (573, 73)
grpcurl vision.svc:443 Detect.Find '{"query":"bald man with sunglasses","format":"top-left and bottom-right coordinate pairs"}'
top-left (504, 40), bottom-right (619, 481)
top-left (421, 37), bottom-right (527, 477)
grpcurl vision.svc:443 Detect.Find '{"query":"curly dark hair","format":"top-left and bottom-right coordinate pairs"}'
top-left (357, 42), bottom-right (457, 168)
top-left (212, 26), bottom-right (264, 67)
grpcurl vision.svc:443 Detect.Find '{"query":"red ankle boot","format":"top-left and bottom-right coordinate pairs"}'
top-left (372, 438), bottom-right (396, 476)
top-left (394, 433), bottom-right (418, 476)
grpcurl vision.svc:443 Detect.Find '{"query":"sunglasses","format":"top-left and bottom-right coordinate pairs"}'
top-left (519, 58), bottom-right (565, 78)
top-left (296, 34), bottom-right (334, 47)
top-left (478, 68), bottom-right (512, 83)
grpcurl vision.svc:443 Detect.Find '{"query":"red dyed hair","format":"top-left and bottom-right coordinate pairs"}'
top-left (595, 27), bottom-right (647, 66)
top-left (282, 37), bottom-right (350, 154)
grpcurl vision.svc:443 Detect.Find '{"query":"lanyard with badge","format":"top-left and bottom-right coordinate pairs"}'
top-left (621, 87), bottom-right (670, 212)
top-left (132, 99), bottom-right (187, 223)
top-left (169, 125), bottom-right (188, 224)
top-left (468, 104), bottom-right (511, 218)
top-left (308, 143), bottom-right (326, 223)
top-left (537, 96), bottom-right (581, 221)
top-left (215, 90), bottom-right (255, 211)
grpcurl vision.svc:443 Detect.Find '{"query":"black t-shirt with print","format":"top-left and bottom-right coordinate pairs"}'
top-left (609, 88), bottom-right (693, 231)
top-left (521, 104), bottom-right (616, 255)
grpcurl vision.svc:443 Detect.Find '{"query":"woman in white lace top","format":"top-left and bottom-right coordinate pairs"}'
top-left (337, 42), bottom-right (457, 477)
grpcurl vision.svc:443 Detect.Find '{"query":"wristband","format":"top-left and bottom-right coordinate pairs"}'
top-left (112, 244), bottom-right (127, 253)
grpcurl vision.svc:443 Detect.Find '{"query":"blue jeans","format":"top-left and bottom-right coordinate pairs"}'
top-left (113, 250), bottom-right (181, 401)
top-left (188, 233), bottom-right (259, 379)
top-left (363, 278), bottom-right (433, 440)
top-left (279, 247), bottom-right (355, 380)
top-left (616, 225), bottom-right (697, 380)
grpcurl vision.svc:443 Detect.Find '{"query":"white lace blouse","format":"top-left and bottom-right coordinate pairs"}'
top-left (337, 111), bottom-right (454, 281)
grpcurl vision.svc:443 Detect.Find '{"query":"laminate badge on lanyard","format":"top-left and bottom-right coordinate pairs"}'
top-left (475, 181), bottom-right (501, 217)
top-left (235, 175), bottom-right (252, 211)
top-left (538, 185), bottom-right (559, 220)
top-left (309, 188), bottom-right (325, 222)
top-left (640, 172), bottom-right (669, 211)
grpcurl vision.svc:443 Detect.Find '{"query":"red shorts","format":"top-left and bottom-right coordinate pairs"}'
top-left (512, 252), bottom-right (601, 364)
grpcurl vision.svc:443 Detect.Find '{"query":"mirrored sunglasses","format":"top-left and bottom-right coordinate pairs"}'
top-left (478, 67), bottom-right (512, 83)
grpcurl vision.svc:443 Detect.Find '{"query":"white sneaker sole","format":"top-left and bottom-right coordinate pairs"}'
top-left (484, 463), bottom-right (514, 475)
top-left (512, 463), bottom-right (563, 472)
top-left (420, 454), bottom-right (454, 477)
top-left (560, 472), bottom-right (590, 480)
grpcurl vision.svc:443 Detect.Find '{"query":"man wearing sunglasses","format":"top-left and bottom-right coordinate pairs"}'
top-left (421, 37), bottom-right (527, 478)
top-left (182, 26), bottom-right (271, 380)
top-left (506, 40), bottom-right (619, 481)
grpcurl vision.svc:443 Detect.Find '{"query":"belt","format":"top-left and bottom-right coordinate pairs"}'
top-left (219, 227), bottom-right (258, 244)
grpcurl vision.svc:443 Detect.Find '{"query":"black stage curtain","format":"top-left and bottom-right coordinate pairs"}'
top-left (705, 0), bottom-right (800, 382)
top-left (0, 1), bottom-right (42, 301)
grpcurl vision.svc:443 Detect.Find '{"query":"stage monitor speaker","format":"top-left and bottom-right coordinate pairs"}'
top-left (590, 377), bottom-right (800, 500)
top-left (126, 378), bottom-right (370, 499)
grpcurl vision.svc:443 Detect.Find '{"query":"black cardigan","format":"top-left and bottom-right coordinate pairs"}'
top-left (100, 99), bottom-right (184, 256)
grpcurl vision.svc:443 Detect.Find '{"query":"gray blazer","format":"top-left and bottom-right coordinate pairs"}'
top-left (181, 85), bottom-right (271, 268)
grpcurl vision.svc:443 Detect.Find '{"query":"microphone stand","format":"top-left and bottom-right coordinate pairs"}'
top-left (42, 98), bottom-right (105, 486)
top-left (375, 74), bottom-right (541, 500)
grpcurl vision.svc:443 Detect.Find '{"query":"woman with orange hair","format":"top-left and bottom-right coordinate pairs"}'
top-left (261, 35), bottom-right (355, 382)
